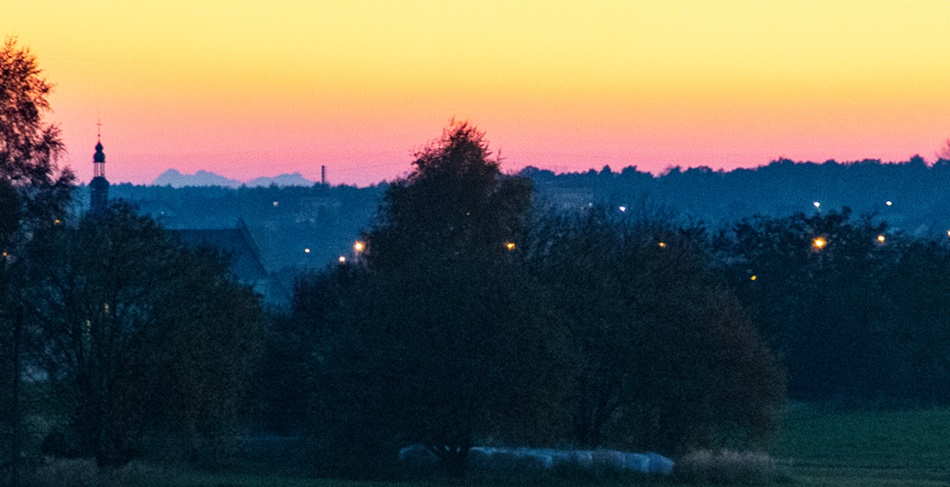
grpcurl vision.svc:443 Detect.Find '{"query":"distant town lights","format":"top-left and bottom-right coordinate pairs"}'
top-left (813, 201), bottom-right (821, 209)
top-left (877, 234), bottom-right (886, 243)
top-left (886, 200), bottom-right (893, 206)
top-left (304, 248), bottom-right (311, 254)
top-left (505, 242), bottom-right (516, 251)
top-left (338, 256), bottom-right (346, 263)
top-left (354, 241), bottom-right (365, 253)
top-left (812, 237), bottom-right (827, 250)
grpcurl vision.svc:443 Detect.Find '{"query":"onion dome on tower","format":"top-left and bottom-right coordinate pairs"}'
top-left (90, 133), bottom-right (110, 213)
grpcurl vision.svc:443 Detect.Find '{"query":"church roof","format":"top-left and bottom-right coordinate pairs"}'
top-left (172, 219), bottom-right (267, 282)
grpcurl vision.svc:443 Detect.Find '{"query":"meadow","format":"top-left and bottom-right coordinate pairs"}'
top-left (773, 404), bottom-right (950, 486)
top-left (24, 404), bottom-right (950, 487)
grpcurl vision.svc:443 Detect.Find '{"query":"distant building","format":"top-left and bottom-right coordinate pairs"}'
top-left (89, 136), bottom-right (109, 212)
top-left (171, 219), bottom-right (269, 284)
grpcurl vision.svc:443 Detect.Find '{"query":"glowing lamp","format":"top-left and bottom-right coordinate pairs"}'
top-left (812, 237), bottom-right (827, 250)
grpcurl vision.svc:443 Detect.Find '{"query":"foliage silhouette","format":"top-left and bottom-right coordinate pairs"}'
top-left (24, 203), bottom-right (263, 467)
top-left (0, 37), bottom-right (74, 485)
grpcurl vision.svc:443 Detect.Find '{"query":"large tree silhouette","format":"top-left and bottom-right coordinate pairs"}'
top-left (0, 37), bottom-right (73, 484)
top-left (297, 122), bottom-right (570, 478)
top-left (527, 207), bottom-right (783, 453)
top-left (25, 203), bottom-right (263, 467)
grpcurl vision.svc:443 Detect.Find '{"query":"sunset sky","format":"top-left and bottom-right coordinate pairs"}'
top-left (7, 1), bottom-right (950, 186)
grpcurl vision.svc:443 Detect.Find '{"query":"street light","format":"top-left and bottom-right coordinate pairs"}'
top-left (354, 241), bottom-right (365, 253)
top-left (812, 237), bottom-right (827, 250)
top-left (505, 242), bottom-right (516, 251)
top-left (876, 234), bottom-right (886, 244)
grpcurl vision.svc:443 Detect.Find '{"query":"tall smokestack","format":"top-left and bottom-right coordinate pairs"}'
top-left (321, 165), bottom-right (326, 186)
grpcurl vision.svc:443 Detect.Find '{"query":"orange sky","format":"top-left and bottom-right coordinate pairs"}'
top-left (7, 1), bottom-right (950, 186)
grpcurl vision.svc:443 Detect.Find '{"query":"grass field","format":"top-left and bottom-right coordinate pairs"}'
top-left (25, 405), bottom-right (950, 486)
top-left (773, 404), bottom-right (950, 486)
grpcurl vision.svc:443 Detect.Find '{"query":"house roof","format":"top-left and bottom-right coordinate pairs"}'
top-left (172, 219), bottom-right (267, 282)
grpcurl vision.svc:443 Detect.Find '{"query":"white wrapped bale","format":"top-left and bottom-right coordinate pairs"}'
top-left (623, 452), bottom-right (650, 474)
top-left (645, 451), bottom-right (675, 475)
top-left (398, 444), bottom-right (436, 464)
top-left (570, 450), bottom-right (594, 470)
top-left (551, 450), bottom-right (574, 470)
top-left (592, 450), bottom-right (626, 474)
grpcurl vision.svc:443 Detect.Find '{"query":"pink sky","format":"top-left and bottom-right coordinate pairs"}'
top-left (10, 1), bottom-right (950, 186)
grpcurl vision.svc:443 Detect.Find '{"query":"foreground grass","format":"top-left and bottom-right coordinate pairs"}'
top-left (29, 406), bottom-right (950, 486)
top-left (773, 404), bottom-right (950, 486)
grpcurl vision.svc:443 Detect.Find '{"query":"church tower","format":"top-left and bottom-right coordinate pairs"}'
top-left (89, 128), bottom-right (109, 213)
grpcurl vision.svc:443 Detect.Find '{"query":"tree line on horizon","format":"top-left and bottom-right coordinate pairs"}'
top-left (91, 152), bottom-right (950, 282)
top-left (7, 37), bottom-right (950, 484)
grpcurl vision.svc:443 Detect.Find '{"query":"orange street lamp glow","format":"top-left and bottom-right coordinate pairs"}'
top-left (658, 242), bottom-right (667, 248)
top-left (876, 234), bottom-right (886, 243)
top-left (812, 237), bottom-right (827, 250)
top-left (338, 256), bottom-right (346, 263)
top-left (750, 275), bottom-right (757, 281)
top-left (354, 241), bottom-right (365, 253)
top-left (505, 242), bottom-right (516, 251)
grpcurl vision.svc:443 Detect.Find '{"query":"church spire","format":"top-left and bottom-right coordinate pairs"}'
top-left (90, 122), bottom-right (109, 212)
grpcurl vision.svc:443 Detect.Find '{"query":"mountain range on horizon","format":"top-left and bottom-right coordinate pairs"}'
top-left (153, 169), bottom-right (316, 188)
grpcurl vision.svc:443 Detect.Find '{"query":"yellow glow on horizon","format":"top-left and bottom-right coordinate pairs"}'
top-left (8, 1), bottom-right (950, 185)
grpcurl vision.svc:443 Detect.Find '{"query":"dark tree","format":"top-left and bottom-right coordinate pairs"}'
top-left (364, 121), bottom-right (533, 269)
top-left (0, 37), bottom-right (73, 485)
top-left (296, 122), bottom-right (571, 478)
top-left (719, 209), bottom-right (900, 403)
top-left (24, 203), bottom-right (263, 467)
top-left (526, 206), bottom-right (784, 454)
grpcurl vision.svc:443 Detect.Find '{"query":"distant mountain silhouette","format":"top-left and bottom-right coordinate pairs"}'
top-left (153, 169), bottom-right (314, 188)
top-left (154, 169), bottom-right (241, 188)
top-left (246, 172), bottom-right (314, 187)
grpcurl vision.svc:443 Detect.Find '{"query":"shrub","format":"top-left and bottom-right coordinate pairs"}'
top-left (674, 450), bottom-right (790, 485)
